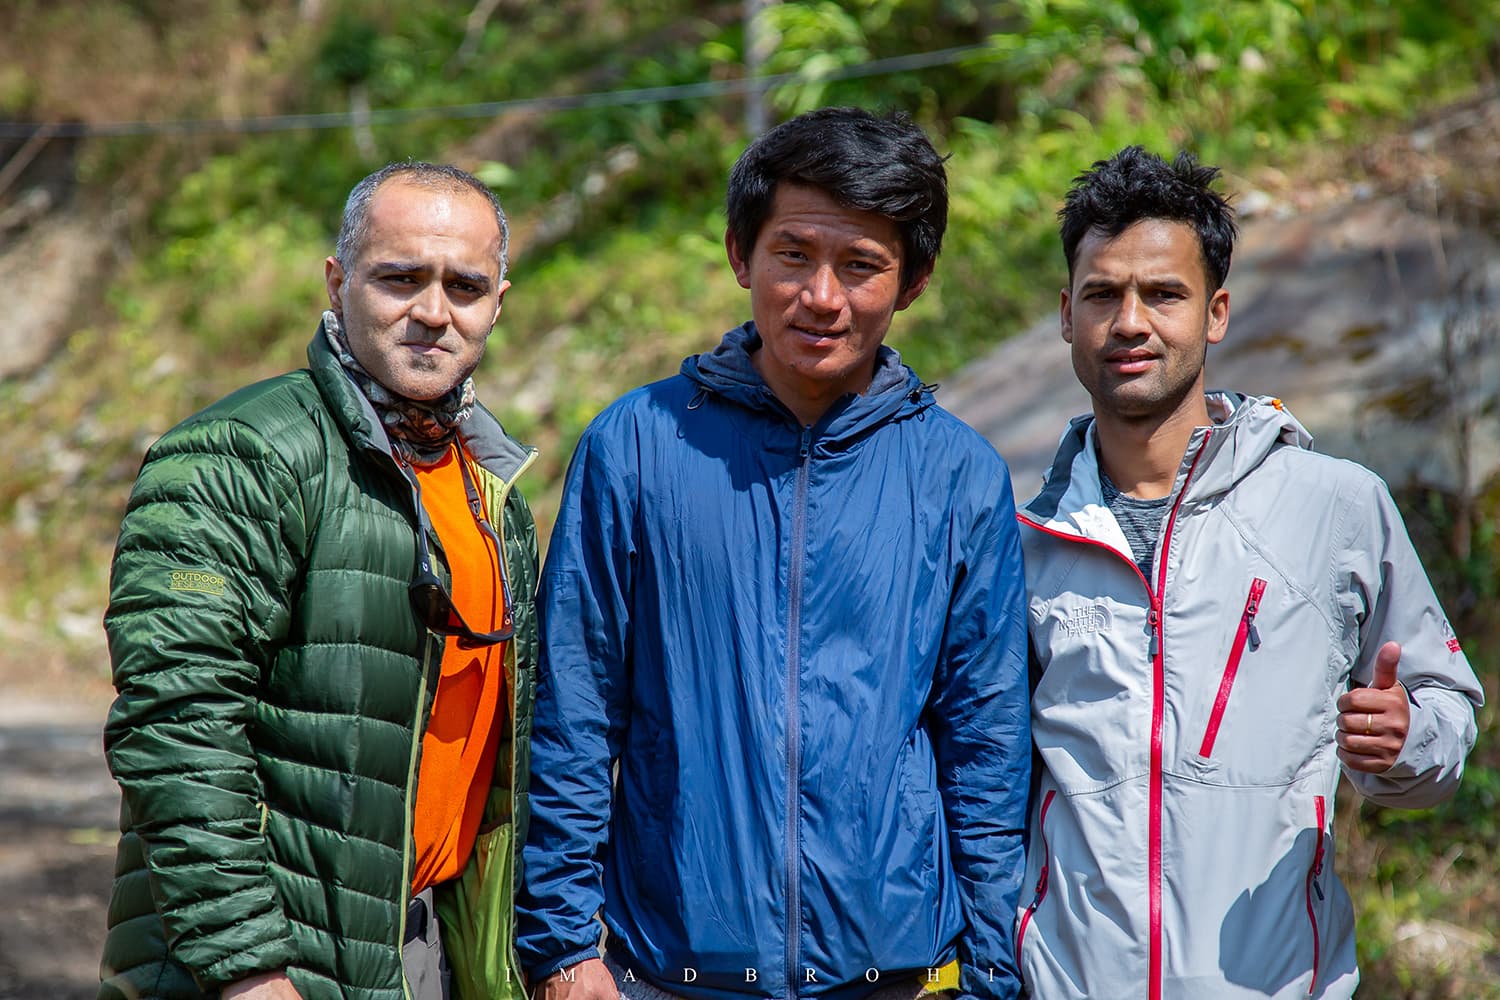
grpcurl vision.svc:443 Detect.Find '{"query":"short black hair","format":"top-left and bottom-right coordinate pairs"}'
top-left (726, 107), bottom-right (948, 293)
top-left (337, 160), bottom-right (509, 277)
top-left (1058, 145), bottom-right (1237, 291)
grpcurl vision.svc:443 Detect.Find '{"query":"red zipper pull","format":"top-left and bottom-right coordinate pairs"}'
top-left (1312, 794), bottom-right (1327, 900)
top-left (1311, 844), bottom-right (1326, 900)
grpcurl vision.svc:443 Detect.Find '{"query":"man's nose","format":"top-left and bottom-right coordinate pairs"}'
top-left (409, 282), bottom-right (450, 328)
top-left (1113, 289), bottom-right (1150, 336)
top-left (800, 264), bottom-right (844, 314)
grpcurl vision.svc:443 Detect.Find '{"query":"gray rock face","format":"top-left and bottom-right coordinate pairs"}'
top-left (942, 195), bottom-right (1500, 498)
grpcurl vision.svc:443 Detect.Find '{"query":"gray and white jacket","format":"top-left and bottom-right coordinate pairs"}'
top-left (1014, 393), bottom-right (1482, 1000)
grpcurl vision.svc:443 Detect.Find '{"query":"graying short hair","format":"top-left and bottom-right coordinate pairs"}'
top-left (335, 161), bottom-right (510, 278)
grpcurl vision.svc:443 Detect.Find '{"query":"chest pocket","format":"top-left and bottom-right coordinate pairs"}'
top-left (1177, 574), bottom-right (1341, 786)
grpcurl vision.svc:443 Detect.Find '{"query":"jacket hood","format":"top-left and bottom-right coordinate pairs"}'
top-left (680, 321), bottom-right (935, 445)
top-left (1187, 392), bottom-right (1314, 498)
top-left (1025, 392), bottom-right (1314, 525)
top-left (307, 319), bottom-right (534, 484)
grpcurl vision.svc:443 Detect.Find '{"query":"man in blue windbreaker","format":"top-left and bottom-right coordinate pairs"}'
top-left (516, 107), bottom-right (1031, 1000)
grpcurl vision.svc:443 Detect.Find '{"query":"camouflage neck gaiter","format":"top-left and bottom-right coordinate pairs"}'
top-left (322, 309), bottom-right (476, 464)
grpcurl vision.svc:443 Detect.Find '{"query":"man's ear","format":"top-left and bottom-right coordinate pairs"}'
top-left (491, 279), bottom-right (511, 325)
top-left (725, 228), bottom-right (753, 290)
top-left (1060, 287), bottom-right (1074, 344)
top-left (1206, 286), bottom-right (1229, 345)
top-left (324, 256), bottom-right (346, 315)
top-left (894, 268), bottom-right (931, 312)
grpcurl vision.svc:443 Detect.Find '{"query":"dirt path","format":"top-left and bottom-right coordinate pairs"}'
top-left (0, 689), bottom-right (116, 999)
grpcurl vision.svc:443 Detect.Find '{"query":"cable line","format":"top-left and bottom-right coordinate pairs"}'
top-left (0, 43), bottom-right (989, 139)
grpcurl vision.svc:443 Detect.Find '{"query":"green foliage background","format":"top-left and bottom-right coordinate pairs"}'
top-left (1, 0), bottom-right (1497, 993)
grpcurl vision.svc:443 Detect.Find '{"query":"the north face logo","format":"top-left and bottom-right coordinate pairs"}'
top-left (1443, 619), bottom-right (1462, 654)
top-left (1061, 604), bottom-right (1110, 636)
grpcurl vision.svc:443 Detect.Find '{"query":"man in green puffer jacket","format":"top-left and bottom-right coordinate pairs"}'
top-left (98, 162), bottom-right (538, 1000)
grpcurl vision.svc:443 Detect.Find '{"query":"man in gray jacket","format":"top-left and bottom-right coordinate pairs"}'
top-left (1014, 145), bottom-right (1484, 999)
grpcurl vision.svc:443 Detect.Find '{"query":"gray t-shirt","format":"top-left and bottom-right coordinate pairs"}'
top-left (1099, 467), bottom-right (1174, 582)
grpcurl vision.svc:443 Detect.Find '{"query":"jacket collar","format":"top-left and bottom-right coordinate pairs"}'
top-left (306, 319), bottom-right (534, 484)
top-left (1022, 392), bottom-right (1314, 536)
top-left (680, 321), bottom-right (935, 445)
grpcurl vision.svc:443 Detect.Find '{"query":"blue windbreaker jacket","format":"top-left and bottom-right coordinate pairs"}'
top-left (516, 324), bottom-right (1031, 1000)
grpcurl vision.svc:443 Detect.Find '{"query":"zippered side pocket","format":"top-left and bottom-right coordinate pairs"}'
top-left (1015, 789), bottom-right (1057, 963)
top-left (1198, 577), bottom-right (1268, 758)
top-left (1304, 794), bottom-right (1327, 997)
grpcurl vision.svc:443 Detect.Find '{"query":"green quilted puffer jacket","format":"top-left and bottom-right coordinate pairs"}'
top-left (98, 326), bottom-right (538, 1000)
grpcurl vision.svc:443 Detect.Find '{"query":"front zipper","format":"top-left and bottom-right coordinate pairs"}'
top-left (1015, 789), bottom-right (1057, 964)
top-left (1198, 577), bottom-right (1268, 758)
top-left (480, 449), bottom-right (539, 982)
top-left (399, 634), bottom-right (438, 1000)
top-left (392, 455), bottom-right (439, 1000)
top-left (1305, 794), bottom-right (1327, 997)
top-left (1016, 430), bottom-right (1211, 1000)
top-left (1147, 431), bottom-right (1211, 1000)
top-left (784, 425), bottom-right (813, 1000)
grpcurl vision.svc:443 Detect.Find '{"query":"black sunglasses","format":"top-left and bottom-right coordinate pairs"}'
top-left (401, 456), bottom-right (514, 649)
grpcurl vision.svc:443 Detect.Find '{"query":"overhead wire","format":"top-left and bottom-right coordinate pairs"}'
top-left (0, 43), bottom-right (991, 140)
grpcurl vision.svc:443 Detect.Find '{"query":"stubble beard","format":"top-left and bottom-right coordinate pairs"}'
top-left (1079, 338), bottom-right (1210, 429)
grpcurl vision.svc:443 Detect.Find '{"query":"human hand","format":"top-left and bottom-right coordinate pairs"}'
top-left (534, 958), bottom-right (619, 1000)
top-left (221, 970), bottom-right (304, 999)
top-left (1335, 641), bottom-right (1411, 773)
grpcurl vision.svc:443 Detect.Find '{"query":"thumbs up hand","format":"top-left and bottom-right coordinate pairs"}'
top-left (1335, 641), bottom-right (1411, 773)
top-left (1371, 640), bottom-right (1401, 691)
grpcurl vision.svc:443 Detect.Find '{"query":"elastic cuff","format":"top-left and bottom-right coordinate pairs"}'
top-left (527, 946), bottom-right (602, 985)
